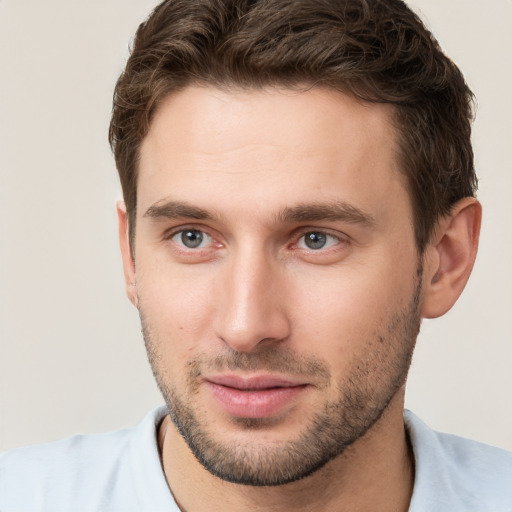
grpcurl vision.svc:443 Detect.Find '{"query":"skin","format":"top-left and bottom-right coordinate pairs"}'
top-left (118, 85), bottom-right (481, 512)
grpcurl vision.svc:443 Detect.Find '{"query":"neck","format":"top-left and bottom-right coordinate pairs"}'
top-left (159, 393), bottom-right (414, 512)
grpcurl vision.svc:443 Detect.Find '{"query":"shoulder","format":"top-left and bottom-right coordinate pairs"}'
top-left (0, 407), bottom-right (171, 512)
top-left (0, 423), bottom-right (134, 479)
top-left (405, 410), bottom-right (512, 512)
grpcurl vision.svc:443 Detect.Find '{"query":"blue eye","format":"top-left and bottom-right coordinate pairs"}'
top-left (172, 229), bottom-right (211, 249)
top-left (298, 232), bottom-right (339, 250)
top-left (304, 232), bottom-right (327, 249)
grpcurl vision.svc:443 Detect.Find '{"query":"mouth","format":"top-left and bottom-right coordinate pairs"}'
top-left (204, 374), bottom-right (309, 419)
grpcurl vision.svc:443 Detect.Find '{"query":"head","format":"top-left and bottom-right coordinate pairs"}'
top-left (110, 0), bottom-right (481, 487)
top-left (109, 0), bottom-right (477, 255)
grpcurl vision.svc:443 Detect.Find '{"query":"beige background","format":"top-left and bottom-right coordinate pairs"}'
top-left (0, 0), bottom-right (511, 453)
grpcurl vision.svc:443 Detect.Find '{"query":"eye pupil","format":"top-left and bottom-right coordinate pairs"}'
top-left (304, 232), bottom-right (327, 249)
top-left (181, 230), bottom-right (203, 248)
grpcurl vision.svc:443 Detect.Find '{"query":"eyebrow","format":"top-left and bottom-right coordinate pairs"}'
top-left (276, 201), bottom-right (376, 227)
top-left (144, 200), bottom-right (214, 221)
top-left (143, 199), bottom-right (375, 227)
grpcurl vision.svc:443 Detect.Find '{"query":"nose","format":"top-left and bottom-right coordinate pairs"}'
top-left (213, 248), bottom-right (291, 353)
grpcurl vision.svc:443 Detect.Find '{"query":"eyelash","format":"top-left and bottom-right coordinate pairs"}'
top-left (163, 226), bottom-right (349, 257)
top-left (293, 230), bottom-right (345, 251)
top-left (164, 226), bottom-right (219, 251)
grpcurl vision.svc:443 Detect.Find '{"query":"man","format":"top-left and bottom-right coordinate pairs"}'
top-left (1, 0), bottom-right (511, 510)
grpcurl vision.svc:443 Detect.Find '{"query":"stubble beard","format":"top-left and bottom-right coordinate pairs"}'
top-left (140, 269), bottom-right (422, 487)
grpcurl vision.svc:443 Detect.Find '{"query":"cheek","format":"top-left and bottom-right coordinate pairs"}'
top-left (289, 260), bottom-right (415, 356)
top-left (136, 262), bottom-right (219, 359)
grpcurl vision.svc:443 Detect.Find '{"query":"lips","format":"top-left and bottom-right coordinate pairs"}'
top-left (204, 374), bottom-right (308, 419)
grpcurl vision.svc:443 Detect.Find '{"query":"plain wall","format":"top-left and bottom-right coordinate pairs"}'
top-left (0, 0), bottom-right (511, 453)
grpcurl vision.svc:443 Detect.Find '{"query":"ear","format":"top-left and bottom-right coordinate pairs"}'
top-left (421, 197), bottom-right (482, 319)
top-left (117, 201), bottom-right (138, 308)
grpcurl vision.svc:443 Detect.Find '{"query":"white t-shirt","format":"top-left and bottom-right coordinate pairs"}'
top-left (1, 407), bottom-right (511, 511)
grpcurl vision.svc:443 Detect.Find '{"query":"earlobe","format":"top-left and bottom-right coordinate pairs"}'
top-left (116, 201), bottom-right (139, 308)
top-left (421, 198), bottom-right (482, 319)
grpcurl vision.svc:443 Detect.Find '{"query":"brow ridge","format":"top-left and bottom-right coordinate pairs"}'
top-left (143, 199), bottom-right (375, 227)
top-left (144, 200), bottom-right (213, 221)
top-left (276, 201), bottom-right (376, 226)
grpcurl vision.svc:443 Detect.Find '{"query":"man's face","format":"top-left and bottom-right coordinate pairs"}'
top-left (130, 86), bottom-right (422, 485)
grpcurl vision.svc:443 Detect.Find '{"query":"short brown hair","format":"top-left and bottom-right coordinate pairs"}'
top-left (109, 0), bottom-right (477, 252)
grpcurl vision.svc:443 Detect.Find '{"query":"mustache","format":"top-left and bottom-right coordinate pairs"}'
top-left (187, 346), bottom-right (331, 384)
top-left (139, 311), bottom-right (331, 386)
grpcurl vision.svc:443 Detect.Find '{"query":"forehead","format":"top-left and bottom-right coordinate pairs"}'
top-left (138, 85), bottom-right (409, 225)
top-left (143, 85), bottom-right (396, 160)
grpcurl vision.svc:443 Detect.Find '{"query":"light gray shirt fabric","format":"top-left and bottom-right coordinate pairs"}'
top-left (1, 407), bottom-right (511, 511)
